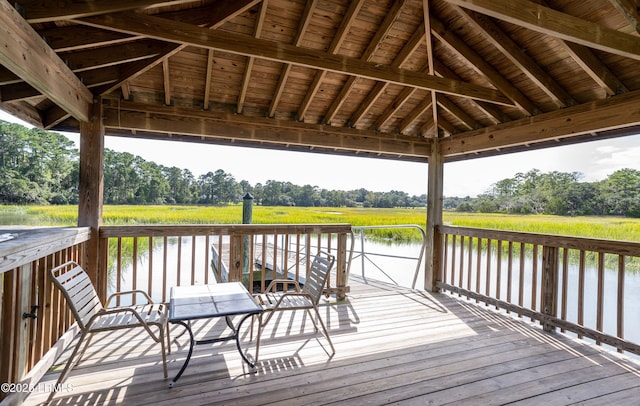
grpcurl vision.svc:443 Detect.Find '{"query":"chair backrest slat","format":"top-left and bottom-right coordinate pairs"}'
top-left (51, 261), bottom-right (104, 330)
top-left (302, 253), bottom-right (335, 304)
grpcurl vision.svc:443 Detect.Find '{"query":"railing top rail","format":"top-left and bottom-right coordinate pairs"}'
top-left (439, 225), bottom-right (640, 256)
top-left (0, 226), bottom-right (91, 274)
top-left (352, 224), bottom-right (426, 235)
top-left (99, 223), bottom-right (353, 238)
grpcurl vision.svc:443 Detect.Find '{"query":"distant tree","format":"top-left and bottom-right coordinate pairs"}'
top-left (600, 169), bottom-right (640, 217)
top-left (0, 121), bottom-right (77, 204)
top-left (163, 167), bottom-right (197, 204)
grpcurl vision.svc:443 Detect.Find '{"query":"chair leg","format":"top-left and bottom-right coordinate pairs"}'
top-left (254, 314), bottom-right (263, 363)
top-left (305, 309), bottom-right (318, 332)
top-left (165, 321), bottom-right (171, 354)
top-left (159, 324), bottom-right (168, 379)
top-left (312, 306), bottom-right (335, 356)
top-left (47, 330), bottom-right (89, 403)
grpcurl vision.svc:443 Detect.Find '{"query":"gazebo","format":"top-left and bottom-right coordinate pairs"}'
top-left (2, 0), bottom-right (640, 404)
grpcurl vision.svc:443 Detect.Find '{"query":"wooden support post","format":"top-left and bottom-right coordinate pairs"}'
top-left (336, 232), bottom-right (349, 300)
top-left (230, 234), bottom-right (244, 283)
top-left (78, 97), bottom-right (105, 301)
top-left (425, 138), bottom-right (443, 292)
top-left (541, 246), bottom-right (559, 332)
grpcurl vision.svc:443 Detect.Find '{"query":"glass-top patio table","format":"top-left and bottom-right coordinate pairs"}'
top-left (168, 282), bottom-right (263, 387)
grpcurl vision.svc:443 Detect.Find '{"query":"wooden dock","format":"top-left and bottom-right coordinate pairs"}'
top-left (25, 277), bottom-right (640, 405)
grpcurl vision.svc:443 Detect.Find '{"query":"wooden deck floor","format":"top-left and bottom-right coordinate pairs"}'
top-left (26, 277), bottom-right (640, 406)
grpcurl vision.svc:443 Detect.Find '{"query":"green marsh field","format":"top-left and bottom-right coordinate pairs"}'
top-left (2, 204), bottom-right (639, 243)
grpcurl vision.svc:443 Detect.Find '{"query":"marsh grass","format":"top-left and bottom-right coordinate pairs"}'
top-left (2, 205), bottom-right (640, 243)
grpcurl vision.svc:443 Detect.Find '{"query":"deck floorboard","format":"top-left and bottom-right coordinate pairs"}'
top-left (25, 277), bottom-right (640, 405)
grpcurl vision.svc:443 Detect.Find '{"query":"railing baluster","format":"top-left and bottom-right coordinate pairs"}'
top-left (191, 235), bottom-right (196, 285)
top-left (617, 255), bottom-right (625, 352)
top-left (596, 251), bottom-right (605, 344)
top-left (436, 224), bottom-right (640, 356)
top-left (475, 238), bottom-right (482, 302)
top-left (176, 236), bottom-right (182, 287)
top-left (506, 241), bottom-right (513, 314)
top-left (442, 233), bottom-right (449, 288)
top-left (458, 235), bottom-right (465, 297)
top-left (496, 240), bottom-right (502, 309)
top-left (204, 235), bottom-right (210, 285)
top-left (132, 236), bottom-right (138, 303)
top-left (148, 236), bottom-right (153, 298)
top-left (560, 247), bottom-right (569, 333)
top-left (485, 238), bottom-right (492, 306)
top-left (466, 236), bottom-right (473, 299)
top-left (116, 237), bottom-right (122, 305)
top-left (450, 234), bottom-right (457, 291)
top-left (518, 242), bottom-right (525, 314)
top-left (577, 250), bottom-right (586, 339)
top-left (531, 244), bottom-right (538, 317)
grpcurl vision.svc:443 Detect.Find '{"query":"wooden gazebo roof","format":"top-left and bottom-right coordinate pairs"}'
top-left (1, 0), bottom-right (640, 163)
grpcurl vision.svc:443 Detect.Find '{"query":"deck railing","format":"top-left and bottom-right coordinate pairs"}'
top-left (98, 224), bottom-right (352, 304)
top-left (0, 227), bottom-right (90, 404)
top-left (437, 225), bottom-right (640, 355)
top-left (0, 224), bottom-right (349, 405)
top-left (349, 225), bottom-right (426, 289)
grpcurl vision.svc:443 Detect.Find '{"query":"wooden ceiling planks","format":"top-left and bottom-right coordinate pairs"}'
top-left (1, 0), bottom-right (639, 162)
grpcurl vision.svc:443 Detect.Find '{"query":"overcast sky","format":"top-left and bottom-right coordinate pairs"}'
top-left (2, 110), bottom-right (640, 197)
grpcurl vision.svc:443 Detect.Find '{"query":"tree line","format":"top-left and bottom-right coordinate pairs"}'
top-left (2, 120), bottom-right (638, 215)
top-left (0, 120), bottom-right (426, 208)
top-left (445, 168), bottom-right (640, 217)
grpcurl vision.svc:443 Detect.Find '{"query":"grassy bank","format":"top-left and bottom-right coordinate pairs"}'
top-left (1, 205), bottom-right (639, 243)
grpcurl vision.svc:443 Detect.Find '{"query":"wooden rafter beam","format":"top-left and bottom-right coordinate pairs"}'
top-left (440, 90), bottom-right (640, 157)
top-left (0, 101), bottom-right (42, 127)
top-left (162, 59), bottom-right (171, 106)
top-left (433, 60), bottom-right (505, 124)
top-left (453, 6), bottom-right (575, 108)
top-left (101, 102), bottom-right (432, 158)
top-left (323, 0), bottom-right (408, 125)
top-left (38, 25), bottom-right (138, 53)
top-left (430, 15), bottom-right (538, 115)
top-left (297, 0), bottom-right (366, 121)
top-left (237, 0), bottom-right (268, 114)
top-left (91, 0), bottom-right (260, 97)
top-left (77, 10), bottom-right (513, 106)
top-left (0, 0), bottom-right (91, 122)
top-left (268, 0), bottom-right (318, 118)
top-left (350, 10), bottom-right (427, 127)
top-left (437, 95), bottom-right (478, 130)
top-left (562, 40), bottom-right (629, 96)
top-left (0, 39), bottom-right (171, 101)
top-left (20, 0), bottom-right (198, 23)
top-left (375, 87), bottom-right (418, 130)
top-left (399, 97), bottom-right (432, 134)
top-left (444, 0), bottom-right (640, 61)
top-left (609, 0), bottom-right (640, 33)
top-left (423, 0), bottom-right (439, 139)
top-left (203, 50), bottom-right (214, 110)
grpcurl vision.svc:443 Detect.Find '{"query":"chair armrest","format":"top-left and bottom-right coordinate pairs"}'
top-left (89, 306), bottom-right (148, 326)
top-left (265, 279), bottom-right (302, 293)
top-left (106, 290), bottom-right (154, 308)
top-left (272, 291), bottom-right (314, 307)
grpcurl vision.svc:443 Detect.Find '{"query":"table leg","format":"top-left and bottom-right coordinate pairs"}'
top-left (235, 314), bottom-right (258, 371)
top-left (169, 320), bottom-right (194, 388)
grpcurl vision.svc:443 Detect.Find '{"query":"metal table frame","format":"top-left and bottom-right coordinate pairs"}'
top-left (168, 282), bottom-right (263, 387)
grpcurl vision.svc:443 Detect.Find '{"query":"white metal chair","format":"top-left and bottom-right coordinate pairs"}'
top-left (253, 251), bottom-right (336, 361)
top-left (48, 261), bottom-right (169, 401)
